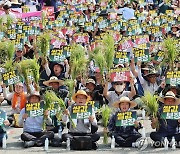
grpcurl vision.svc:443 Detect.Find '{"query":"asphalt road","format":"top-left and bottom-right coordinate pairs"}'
top-left (1, 101), bottom-right (180, 154)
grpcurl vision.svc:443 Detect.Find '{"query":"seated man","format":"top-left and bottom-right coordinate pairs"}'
top-left (108, 96), bottom-right (146, 148)
top-left (150, 91), bottom-right (180, 148)
top-left (19, 91), bottom-right (54, 148)
top-left (62, 90), bottom-right (100, 150)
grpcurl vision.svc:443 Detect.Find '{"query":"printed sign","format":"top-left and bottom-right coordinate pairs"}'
top-left (48, 102), bottom-right (59, 117)
top-left (154, 51), bottom-right (164, 62)
top-left (71, 105), bottom-right (92, 119)
top-left (25, 102), bottom-right (44, 117)
top-left (87, 101), bottom-right (100, 112)
top-left (166, 71), bottom-right (180, 85)
top-left (2, 71), bottom-right (21, 86)
top-left (161, 105), bottom-right (180, 120)
top-left (116, 111), bottom-right (137, 126)
top-left (133, 48), bottom-right (149, 62)
top-left (49, 49), bottom-right (68, 62)
top-left (110, 68), bottom-right (130, 82)
top-left (114, 51), bottom-right (130, 64)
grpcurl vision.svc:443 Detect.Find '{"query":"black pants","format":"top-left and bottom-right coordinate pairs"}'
top-left (62, 132), bottom-right (100, 143)
top-left (150, 132), bottom-right (180, 142)
top-left (21, 131), bottom-right (54, 146)
top-left (115, 134), bottom-right (142, 147)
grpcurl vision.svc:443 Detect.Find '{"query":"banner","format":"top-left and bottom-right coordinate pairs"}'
top-left (2, 70), bottom-right (21, 86)
top-left (0, 110), bottom-right (6, 127)
top-left (87, 101), bottom-right (100, 112)
top-left (114, 51), bottom-right (130, 64)
top-left (110, 68), bottom-right (130, 82)
top-left (116, 111), bottom-right (137, 127)
top-left (166, 71), bottom-right (180, 85)
top-left (25, 102), bottom-right (44, 117)
top-left (71, 105), bottom-right (92, 119)
top-left (49, 49), bottom-right (69, 62)
top-left (161, 105), bottom-right (180, 120)
top-left (133, 48), bottom-right (149, 63)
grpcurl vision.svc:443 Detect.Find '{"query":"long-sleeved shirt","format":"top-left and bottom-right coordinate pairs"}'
top-left (19, 108), bottom-right (52, 133)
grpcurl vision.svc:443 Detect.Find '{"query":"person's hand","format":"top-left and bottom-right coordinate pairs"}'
top-left (134, 121), bottom-right (139, 128)
top-left (44, 110), bottom-right (49, 117)
top-left (22, 113), bottom-right (28, 120)
top-left (2, 83), bottom-right (6, 88)
top-left (137, 61), bottom-right (141, 69)
top-left (178, 119), bottom-right (180, 123)
top-left (64, 109), bottom-right (69, 116)
top-left (151, 117), bottom-right (158, 129)
top-left (4, 120), bottom-right (10, 126)
top-left (89, 115), bottom-right (94, 123)
top-left (160, 80), bottom-right (166, 89)
top-left (129, 75), bottom-right (135, 85)
top-left (103, 127), bottom-right (108, 133)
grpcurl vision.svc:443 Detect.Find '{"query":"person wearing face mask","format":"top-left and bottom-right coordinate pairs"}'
top-left (103, 75), bottom-right (136, 108)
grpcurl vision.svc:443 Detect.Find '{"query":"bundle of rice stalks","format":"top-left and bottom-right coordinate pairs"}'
top-left (141, 91), bottom-right (159, 118)
top-left (38, 33), bottom-right (50, 63)
top-left (64, 79), bottom-right (75, 100)
top-left (101, 105), bottom-right (112, 144)
top-left (70, 44), bottom-right (88, 80)
top-left (163, 37), bottom-right (178, 71)
top-left (18, 59), bottom-right (40, 93)
top-left (44, 90), bottom-right (76, 128)
top-left (103, 34), bottom-right (115, 73)
top-left (4, 60), bottom-right (14, 72)
top-left (6, 16), bottom-right (13, 29)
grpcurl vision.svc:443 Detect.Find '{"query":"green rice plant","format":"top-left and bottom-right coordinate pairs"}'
top-left (103, 34), bottom-right (115, 73)
top-left (141, 91), bottom-right (159, 129)
top-left (163, 37), bottom-right (178, 71)
top-left (44, 90), bottom-right (76, 129)
top-left (70, 44), bottom-right (88, 80)
top-left (6, 16), bottom-right (13, 29)
top-left (64, 79), bottom-right (75, 100)
top-left (101, 105), bottom-right (112, 144)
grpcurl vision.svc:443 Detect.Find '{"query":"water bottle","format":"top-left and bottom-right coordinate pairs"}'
top-left (164, 137), bottom-right (169, 150)
top-left (142, 127), bottom-right (146, 138)
top-left (171, 136), bottom-right (176, 150)
top-left (142, 109), bottom-right (146, 120)
top-left (111, 135), bottom-right (115, 149)
top-left (66, 137), bottom-right (70, 150)
top-left (44, 138), bottom-right (49, 151)
top-left (58, 125), bottom-right (62, 139)
top-left (2, 134), bottom-right (6, 149)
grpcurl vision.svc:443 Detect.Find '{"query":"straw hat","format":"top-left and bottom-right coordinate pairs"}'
top-left (43, 76), bottom-right (64, 87)
top-left (113, 96), bottom-right (137, 108)
top-left (86, 78), bottom-right (96, 86)
top-left (72, 90), bottom-right (90, 102)
top-left (144, 68), bottom-right (159, 77)
top-left (28, 91), bottom-right (41, 101)
top-left (159, 91), bottom-right (179, 105)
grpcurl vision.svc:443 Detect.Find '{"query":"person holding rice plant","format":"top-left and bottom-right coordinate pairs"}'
top-left (108, 96), bottom-right (147, 148)
top-left (150, 91), bottom-right (180, 148)
top-left (62, 90), bottom-right (100, 150)
top-left (18, 91), bottom-right (54, 148)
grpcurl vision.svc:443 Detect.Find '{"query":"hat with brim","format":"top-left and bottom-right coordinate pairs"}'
top-left (11, 0), bottom-right (21, 5)
top-left (24, 42), bottom-right (32, 48)
top-left (3, 1), bottom-right (11, 9)
top-left (113, 96), bottom-right (137, 108)
top-left (27, 91), bottom-right (41, 101)
top-left (72, 90), bottom-right (90, 102)
top-left (144, 69), bottom-right (159, 77)
top-left (43, 76), bottom-right (64, 87)
top-left (159, 91), bottom-right (179, 105)
top-left (86, 78), bottom-right (96, 86)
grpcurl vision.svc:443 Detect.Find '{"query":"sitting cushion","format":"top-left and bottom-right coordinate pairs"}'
top-left (71, 136), bottom-right (92, 150)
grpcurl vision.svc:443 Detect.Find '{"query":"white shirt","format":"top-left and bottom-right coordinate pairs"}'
top-left (117, 7), bottom-right (135, 20)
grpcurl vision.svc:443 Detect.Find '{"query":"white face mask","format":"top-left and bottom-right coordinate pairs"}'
top-left (115, 85), bottom-right (124, 93)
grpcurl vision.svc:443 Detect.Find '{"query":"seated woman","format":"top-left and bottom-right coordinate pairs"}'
top-left (3, 82), bottom-right (27, 126)
top-left (108, 96), bottom-right (146, 148)
top-left (18, 91), bottom-right (54, 148)
top-left (62, 90), bottom-right (100, 150)
top-left (150, 91), bottom-right (180, 148)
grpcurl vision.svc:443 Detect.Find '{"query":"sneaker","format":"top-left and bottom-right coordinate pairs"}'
top-left (24, 141), bottom-right (35, 148)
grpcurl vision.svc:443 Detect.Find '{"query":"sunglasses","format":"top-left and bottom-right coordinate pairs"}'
top-left (114, 82), bottom-right (124, 85)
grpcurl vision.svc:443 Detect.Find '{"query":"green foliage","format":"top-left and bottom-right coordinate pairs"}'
top-left (70, 44), bottom-right (88, 80)
top-left (64, 79), bottom-right (75, 99)
top-left (141, 91), bottom-right (159, 118)
top-left (163, 37), bottom-right (178, 71)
